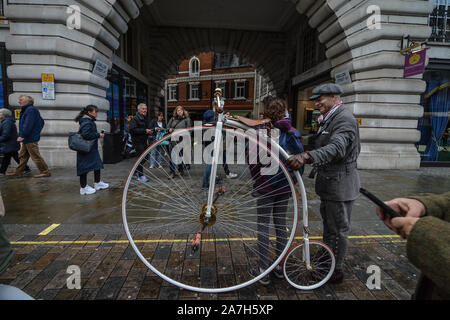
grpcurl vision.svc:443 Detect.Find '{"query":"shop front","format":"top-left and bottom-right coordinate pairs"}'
top-left (417, 68), bottom-right (450, 163)
top-left (104, 66), bottom-right (148, 163)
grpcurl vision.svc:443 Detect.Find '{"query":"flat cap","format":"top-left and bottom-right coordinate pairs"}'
top-left (309, 83), bottom-right (344, 100)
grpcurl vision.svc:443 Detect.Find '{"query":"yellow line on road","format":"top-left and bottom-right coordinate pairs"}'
top-left (38, 224), bottom-right (61, 236)
top-left (11, 234), bottom-right (402, 246)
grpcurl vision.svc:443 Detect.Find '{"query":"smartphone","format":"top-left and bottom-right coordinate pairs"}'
top-left (359, 188), bottom-right (401, 219)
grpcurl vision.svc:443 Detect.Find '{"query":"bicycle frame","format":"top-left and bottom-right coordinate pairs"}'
top-left (204, 90), bottom-right (313, 270)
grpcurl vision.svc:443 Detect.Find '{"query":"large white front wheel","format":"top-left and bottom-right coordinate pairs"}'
top-left (122, 126), bottom-right (303, 293)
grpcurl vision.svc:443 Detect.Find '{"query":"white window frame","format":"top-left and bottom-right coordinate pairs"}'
top-left (234, 80), bottom-right (246, 100)
top-left (189, 56), bottom-right (200, 77)
top-left (189, 82), bottom-right (200, 101)
top-left (168, 84), bottom-right (177, 102)
top-left (125, 77), bottom-right (137, 98)
top-left (429, 0), bottom-right (450, 42)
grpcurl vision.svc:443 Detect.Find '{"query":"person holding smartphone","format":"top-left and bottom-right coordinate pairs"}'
top-left (376, 192), bottom-right (450, 300)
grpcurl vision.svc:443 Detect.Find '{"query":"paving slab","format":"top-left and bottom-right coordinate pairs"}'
top-left (1, 161), bottom-right (448, 300)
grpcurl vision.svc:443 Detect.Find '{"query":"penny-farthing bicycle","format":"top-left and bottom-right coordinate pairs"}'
top-left (122, 89), bottom-right (335, 293)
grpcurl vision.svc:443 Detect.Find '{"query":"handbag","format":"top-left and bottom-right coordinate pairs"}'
top-left (156, 129), bottom-right (170, 146)
top-left (68, 123), bottom-right (96, 153)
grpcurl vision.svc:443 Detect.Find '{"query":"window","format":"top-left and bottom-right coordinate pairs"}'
top-left (213, 53), bottom-right (250, 69)
top-left (233, 80), bottom-right (248, 99)
top-left (188, 82), bottom-right (200, 100)
top-left (429, 0), bottom-right (450, 42)
top-left (168, 84), bottom-right (178, 101)
top-left (302, 31), bottom-right (317, 72)
top-left (125, 77), bottom-right (136, 98)
top-left (189, 57), bottom-right (200, 76)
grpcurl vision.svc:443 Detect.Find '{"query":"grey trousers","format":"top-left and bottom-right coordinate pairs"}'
top-left (320, 199), bottom-right (353, 270)
top-left (256, 193), bottom-right (289, 270)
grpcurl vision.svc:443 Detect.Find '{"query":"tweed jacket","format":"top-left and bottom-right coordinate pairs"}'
top-left (308, 105), bottom-right (361, 202)
top-left (408, 191), bottom-right (450, 299)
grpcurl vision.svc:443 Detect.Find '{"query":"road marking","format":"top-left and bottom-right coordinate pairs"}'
top-left (38, 224), bottom-right (61, 236)
top-left (11, 234), bottom-right (402, 246)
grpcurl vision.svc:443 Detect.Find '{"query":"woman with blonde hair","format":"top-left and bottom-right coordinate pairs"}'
top-left (167, 106), bottom-right (192, 179)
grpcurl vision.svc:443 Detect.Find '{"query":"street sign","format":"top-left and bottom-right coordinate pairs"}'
top-left (335, 70), bottom-right (352, 85)
top-left (15, 110), bottom-right (21, 119)
top-left (357, 118), bottom-right (362, 126)
top-left (41, 73), bottom-right (55, 100)
top-left (93, 59), bottom-right (109, 78)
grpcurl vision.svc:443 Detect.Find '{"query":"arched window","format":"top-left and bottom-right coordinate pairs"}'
top-left (189, 57), bottom-right (200, 77)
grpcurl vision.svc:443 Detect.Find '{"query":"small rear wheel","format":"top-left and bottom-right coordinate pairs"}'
top-left (283, 240), bottom-right (335, 290)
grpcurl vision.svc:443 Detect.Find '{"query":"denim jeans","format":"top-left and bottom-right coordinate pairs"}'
top-left (150, 145), bottom-right (163, 167)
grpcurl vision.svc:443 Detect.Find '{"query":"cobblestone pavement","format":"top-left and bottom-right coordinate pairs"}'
top-left (1, 160), bottom-right (449, 300)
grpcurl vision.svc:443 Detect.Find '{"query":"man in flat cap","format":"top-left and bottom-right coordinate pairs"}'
top-left (286, 83), bottom-right (361, 284)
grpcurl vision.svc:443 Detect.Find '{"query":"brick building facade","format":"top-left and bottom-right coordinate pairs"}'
top-left (166, 52), bottom-right (256, 121)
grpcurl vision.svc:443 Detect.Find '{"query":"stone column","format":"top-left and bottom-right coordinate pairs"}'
top-left (4, 0), bottom-right (142, 167)
top-left (296, 0), bottom-right (433, 169)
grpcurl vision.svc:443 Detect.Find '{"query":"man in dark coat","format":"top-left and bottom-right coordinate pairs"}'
top-left (129, 103), bottom-right (152, 181)
top-left (6, 96), bottom-right (50, 178)
top-left (287, 83), bottom-right (361, 284)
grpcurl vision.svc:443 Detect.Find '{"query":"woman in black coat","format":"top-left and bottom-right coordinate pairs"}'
top-left (0, 109), bottom-right (30, 175)
top-left (74, 105), bottom-right (109, 195)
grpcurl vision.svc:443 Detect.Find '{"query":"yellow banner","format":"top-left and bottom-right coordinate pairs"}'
top-left (357, 118), bottom-right (362, 126)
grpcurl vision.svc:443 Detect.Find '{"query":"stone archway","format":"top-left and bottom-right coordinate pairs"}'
top-left (4, 0), bottom-right (433, 169)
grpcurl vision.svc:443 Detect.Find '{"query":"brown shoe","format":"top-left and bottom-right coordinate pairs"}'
top-left (5, 172), bottom-right (23, 177)
top-left (34, 172), bottom-right (51, 178)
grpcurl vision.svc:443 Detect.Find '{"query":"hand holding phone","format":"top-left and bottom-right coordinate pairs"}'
top-left (360, 188), bottom-right (401, 219)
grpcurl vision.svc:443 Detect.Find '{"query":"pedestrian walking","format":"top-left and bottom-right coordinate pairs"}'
top-left (0, 109), bottom-right (30, 175)
top-left (74, 105), bottom-right (109, 195)
top-left (149, 112), bottom-right (167, 169)
top-left (248, 97), bottom-right (305, 285)
top-left (129, 103), bottom-right (152, 182)
top-left (6, 96), bottom-right (50, 178)
top-left (286, 83), bottom-right (361, 284)
top-left (376, 192), bottom-right (450, 299)
top-left (167, 106), bottom-right (192, 179)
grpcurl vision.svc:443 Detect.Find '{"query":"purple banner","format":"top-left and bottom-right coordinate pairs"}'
top-left (404, 49), bottom-right (427, 78)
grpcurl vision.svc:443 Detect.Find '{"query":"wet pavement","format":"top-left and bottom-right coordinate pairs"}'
top-left (0, 159), bottom-right (449, 300)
